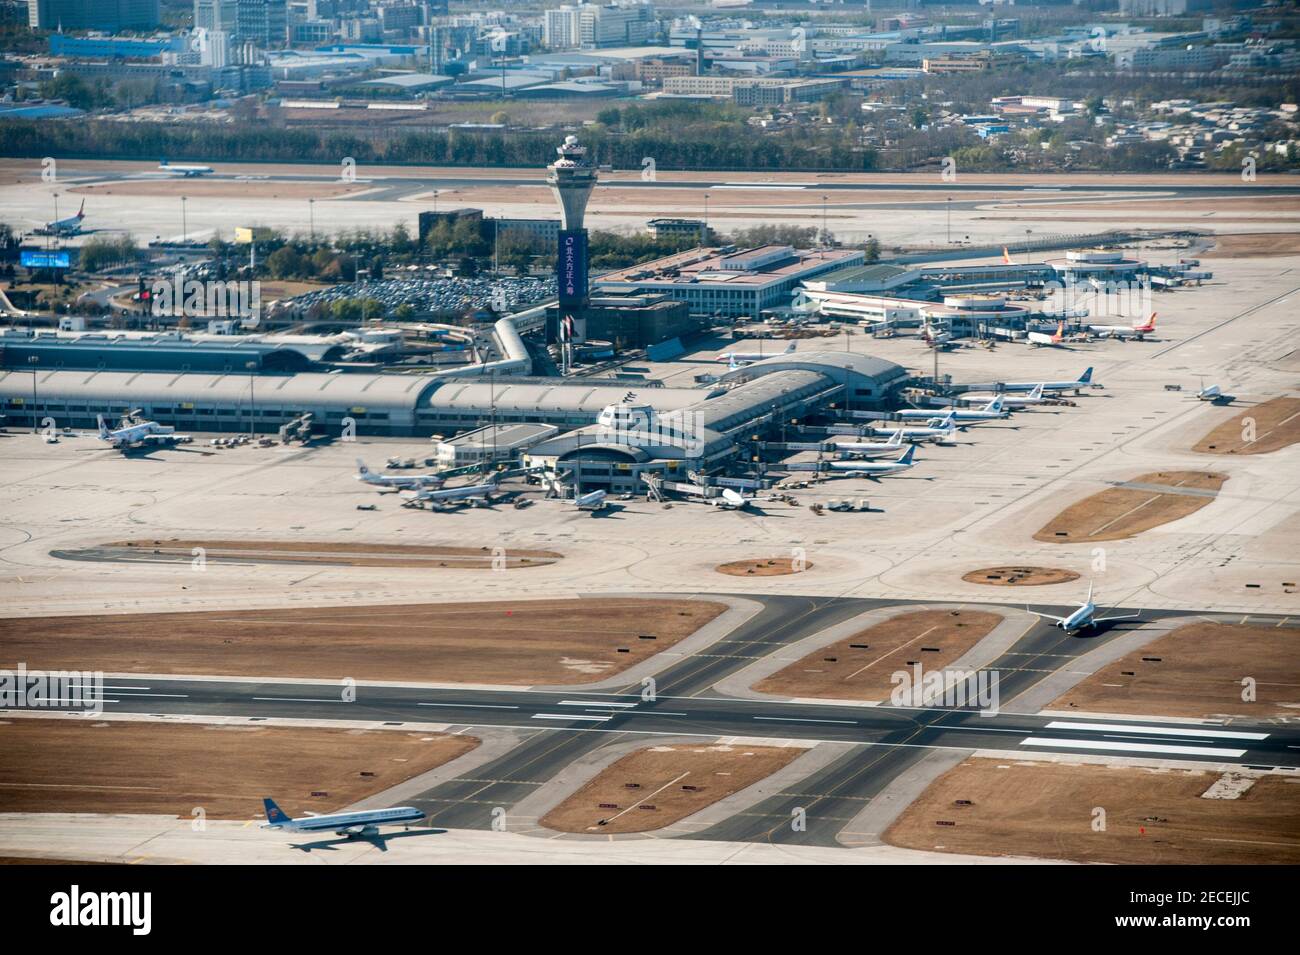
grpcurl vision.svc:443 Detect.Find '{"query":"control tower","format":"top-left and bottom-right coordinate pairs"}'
top-left (546, 135), bottom-right (598, 368)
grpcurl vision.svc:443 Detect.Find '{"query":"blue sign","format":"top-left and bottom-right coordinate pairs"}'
top-left (21, 250), bottom-right (71, 269)
top-left (556, 230), bottom-right (588, 307)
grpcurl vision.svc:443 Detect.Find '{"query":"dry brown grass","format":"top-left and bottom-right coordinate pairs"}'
top-left (69, 181), bottom-right (367, 200)
top-left (753, 609), bottom-right (1002, 702)
top-left (0, 718), bottom-right (477, 820)
top-left (0, 598), bottom-right (725, 685)
top-left (1192, 397), bottom-right (1300, 455)
top-left (1203, 232), bottom-right (1300, 258)
top-left (962, 566), bottom-right (1081, 587)
top-left (885, 757), bottom-right (1300, 864)
top-left (540, 743), bottom-right (802, 834)
top-left (715, 557), bottom-right (812, 577)
top-left (1034, 471), bottom-right (1227, 543)
top-left (1051, 622), bottom-right (1300, 719)
top-left (106, 539), bottom-right (561, 569)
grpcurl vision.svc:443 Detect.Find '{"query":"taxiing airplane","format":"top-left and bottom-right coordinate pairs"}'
top-left (1028, 321), bottom-right (1066, 348)
top-left (826, 444), bottom-right (916, 478)
top-left (1194, 382), bottom-right (1223, 401)
top-left (355, 459), bottom-right (444, 491)
top-left (32, 199), bottom-right (86, 237)
top-left (400, 474), bottom-right (501, 509)
top-left (96, 413), bottom-right (191, 452)
top-left (159, 158), bottom-right (214, 178)
top-left (1090, 313), bottom-right (1157, 340)
top-left (262, 798), bottom-right (424, 838)
top-left (716, 342), bottom-right (795, 365)
top-left (999, 367), bottom-right (1094, 394)
top-left (1025, 582), bottom-right (1141, 634)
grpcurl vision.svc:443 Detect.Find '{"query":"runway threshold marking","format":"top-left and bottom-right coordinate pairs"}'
top-left (1021, 738), bottom-right (1247, 758)
top-left (1043, 720), bottom-right (1267, 740)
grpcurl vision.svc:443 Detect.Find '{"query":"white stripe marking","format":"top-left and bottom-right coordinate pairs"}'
top-left (417, 702), bottom-right (519, 710)
top-left (559, 700), bottom-right (635, 708)
top-left (1044, 720), bottom-right (1267, 741)
top-left (532, 713), bottom-right (610, 722)
top-left (252, 697), bottom-right (346, 703)
top-left (1022, 738), bottom-right (1247, 758)
top-left (754, 716), bottom-right (856, 725)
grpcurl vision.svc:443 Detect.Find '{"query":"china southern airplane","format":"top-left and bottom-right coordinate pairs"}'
top-left (1090, 313), bottom-right (1157, 340)
top-left (1027, 320), bottom-right (1066, 348)
top-left (355, 459), bottom-right (444, 490)
top-left (716, 342), bottom-right (795, 364)
top-left (262, 798), bottom-right (424, 838)
top-left (158, 158), bottom-right (214, 177)
top-left (96, 413), bottom-right (191, 452)
top-left (32, 199), bottom-right (86, 236)
top-left (1000, 367), bottom-right (1093, 394)
top-left (1026, 582), bottom-right (1140, 634)
top-left (826, 444), bottom-right (916, 478)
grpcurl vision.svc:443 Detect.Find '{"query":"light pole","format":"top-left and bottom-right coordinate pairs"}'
top-left (946, 196), bottom-right (952, 245)
top-left (245, 360), bottom-right (257, 437)
top-left (181, 196), bottom-right (188, 244)
top-left (309, 198), bottom-right (315, 242)
top-left (1024, 228), bottom-right (1033, 265)
top-left (702, 192), bottom-right (709, 245)
top-left (821, 194), bottom-right (828, 248)
top-left (28, 355), bottom-right (39, 433)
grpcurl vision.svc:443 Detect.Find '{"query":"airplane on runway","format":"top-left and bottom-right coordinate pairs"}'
top-left (896, 397), bottom-right (1008, 424)
top-left (716, 342), bottom-right (794, 365)
top-left (30, 199), bottom-right (86, 237)
top-left (826, 444), bottom-right (916, 479)
top-left (1194, 381), bottom-right (1224, 401)
top-left (999, 367), bottom-right (1094, 394)
top-left (1028, 321), bottom-right (1067, 348)
top-left (159, 158), bottom-right (214, 177)
top-left (355, 459), bottom-right (445, 491)
top-left (867, 414), bottom-right (956, 443)
top-left (575, 488), bottom-right (608, 512)
top-left (261, 798), bottom-right (424, 838)
top-left (835, 429), bottom-right (905, 457)
top-left (96, 412), bottom-right (192, 452)
top-left (399, 474), bottom-right (501, 509)
top-left (1026, 582), bottom-right (1141, 634)
top-left (1090, 313), bottom-right (1157, 340)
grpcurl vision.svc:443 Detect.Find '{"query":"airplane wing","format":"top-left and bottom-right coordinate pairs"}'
top-left (1094, 609), bottom-right (1142, 623)
top-left (1025, 606), bottom-right (1069, 625)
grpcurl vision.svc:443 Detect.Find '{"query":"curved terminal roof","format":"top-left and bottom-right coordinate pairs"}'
top-left (426, 380), bottom-right (714, 416)
top-left (717, 351), bottom-right (908, 392)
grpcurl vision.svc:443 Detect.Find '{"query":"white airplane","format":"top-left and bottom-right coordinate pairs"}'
top-left (867, 413), bottom-right (956, 443)
top-left (1000, 367), bottom-right (1094, 394)
top-left (716, 342), bottom-right (794, 365)
top-left (1027, 320), bottom-right (1066, 348)
top-left (400, 474), bottom-right (501, 509)
top-left (958, 383), bottom-right (1046, 408)
top-left (896, 397), bottom-right (1008, 423)
top-left (575, 488), bottom-right (608, 512)
top-left (1090, 312), bottom-right (1157, 340)
top-left (159, 158), bottom-right (214, 177)
top-left (714, 487), bottom-right (750, 509)
top-left (826, 444), bottom-right (916, 478)
top-left (835, 429), bottom-right (905, 458)
top-left (1025, 582), bottom-right (1140, 634)
top-left (355, 459), bottom-right (444, 491)
top-left (31, 199), bottom-right (86, 237)
top-left (1194, 382), bottom-right (1223, 401)
top-left (96, 413), bottom-right (191, 452)
top-left (261, 798), bottom-right (423, 838)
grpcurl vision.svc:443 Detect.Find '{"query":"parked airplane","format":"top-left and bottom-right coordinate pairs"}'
top-left (1026, 582), bottom-right (1140, 634)
top-left (31, 199), bottom-right (86, 237)
top-left (96, 413), bottom-right (191, 452)
top-left (355, 459), bottom-right (444, 491)
top-left (1028, 321), bottom-right (1066, 348)
top-left (896, 397), bottom-right (1008, 423)
top-left (399, 474), bottom-right (501, 509)
top-left (159, 158), bottom-right (214, 177)
top-left (835, 430), bottom-right (905, 457)
top-left (959, 383), bottom-right (1047, 408)
top-left (261, 798), bottom-right (424, 838)
top-left (867, 413), bottom-right (956, 443)
top-left (1000, 367), bottom-right (1094, 394)
top-left (1090, 313), bottom-right (1157, 340)
top-left (826, 444), bottom-right (916, 478)
top-left (716, 342), bottom-right (795, 364)
top-left (575, 488), bottom-right (608, 512)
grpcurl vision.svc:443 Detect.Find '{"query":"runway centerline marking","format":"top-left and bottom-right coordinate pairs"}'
top-left (753, 716), bottom-right (856, 725)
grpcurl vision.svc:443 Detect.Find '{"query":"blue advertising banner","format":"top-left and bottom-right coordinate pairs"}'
top-left (557, 230), bottom-right (588, 307)
top-left (20, 250), bottom-right (71, 269)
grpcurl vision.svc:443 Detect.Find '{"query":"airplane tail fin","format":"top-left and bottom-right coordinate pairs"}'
top-left (262, 798), bottom-right (291, 825)
top-left (76, 199), bottom-right (85, 218)
top-left (784, 342), bottom-right (795, 353)
top-left (888, 429), bottom-right (903, 446)
top-left (1087, 579), bottom-right (1094, 604)
top-left (1079, 366), bottom-right (1093, 384)
top-left (899, 444), bottom-right (916, 466)
top-left (1002, 247), bottom-right (1012, 265)
top-left (96, 414), bottom-right (109, 439)
top-left (356, 458), bottom-right (369, 475)
top-left (1028, 383), bottom-right (1044, 400)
